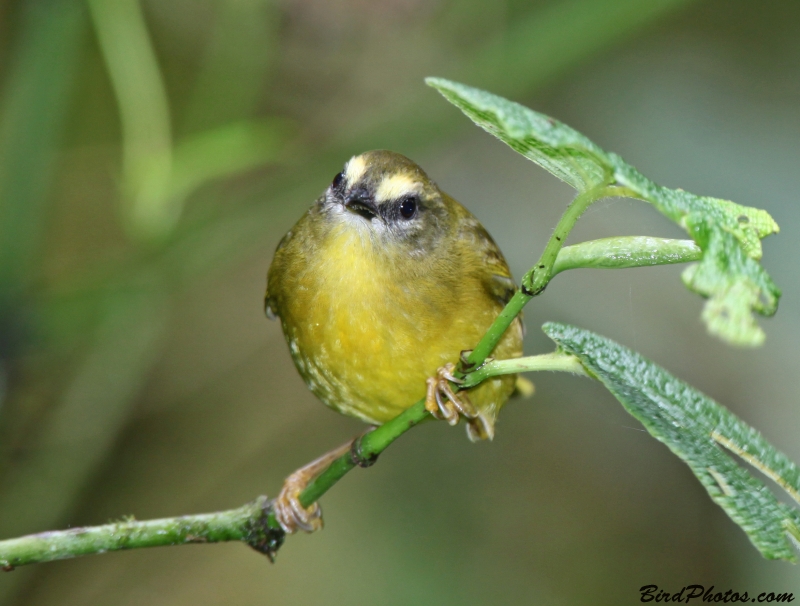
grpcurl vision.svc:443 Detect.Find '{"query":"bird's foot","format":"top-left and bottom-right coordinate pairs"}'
top-left (425, 363), bottom-right (478, 425)
top-left (273, 440), bottom-right (353, 534)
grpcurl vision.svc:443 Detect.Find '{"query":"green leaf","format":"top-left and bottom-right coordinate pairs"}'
top-left (427, 77), bottom-right (610, 191)
top-left (552, 237), bottom-right (701, 275)
top-left (542, 322), bottom-right (800, 561)
top-left (426, 77), bottom-right (780, 347)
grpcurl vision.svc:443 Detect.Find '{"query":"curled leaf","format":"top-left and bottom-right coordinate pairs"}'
top-left (427, 77), bottom-right (780, 346)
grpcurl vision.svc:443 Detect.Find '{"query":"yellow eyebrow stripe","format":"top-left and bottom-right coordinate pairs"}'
top-left (344, 155), bottom-right (367, 185)
top-left (375, 173), bottom-right (420, 203)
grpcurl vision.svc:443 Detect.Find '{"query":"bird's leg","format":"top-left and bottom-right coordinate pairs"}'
top-left (425, 362), bottom-right (478, 425)
top-left (273, 439), bottom-right (354, 534)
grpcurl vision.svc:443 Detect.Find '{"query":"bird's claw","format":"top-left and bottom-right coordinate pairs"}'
top-left (274, 470), bottom-right (323, 534)
top-left (272, 440), bottom-right (353, 534)
top-left (425, 363), bottom-right (477, 425)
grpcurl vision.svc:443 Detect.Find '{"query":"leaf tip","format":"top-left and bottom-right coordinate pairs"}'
top-left (424, 76), bottom-right (455, 93)
top-left (541, 321), bottom-right (566, 342)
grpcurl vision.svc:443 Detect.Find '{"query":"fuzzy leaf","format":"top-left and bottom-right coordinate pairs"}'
top-left (427, 77), bottom-right (780, 346)
top-left (543, 322), bottom-right (800, 561)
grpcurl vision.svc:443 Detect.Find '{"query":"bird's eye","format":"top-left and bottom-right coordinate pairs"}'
top-left (399, 196), bottom-right (418, 219)
top-left (331, 171), bottom-right (345, 190)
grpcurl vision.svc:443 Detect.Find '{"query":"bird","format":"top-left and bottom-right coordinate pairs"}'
top-left (265, 150), bottom-right (525, 533)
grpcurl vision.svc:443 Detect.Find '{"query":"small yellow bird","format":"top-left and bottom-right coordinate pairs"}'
top-left (266, 150), bottom-right (524, 532)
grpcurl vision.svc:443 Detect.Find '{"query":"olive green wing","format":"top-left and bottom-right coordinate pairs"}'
top-left (472, 228), bottom-right (532, 397)
top-left (466, 219), bottom-right (518, 308)
top-left (264, 228), bottom-right (296, 320)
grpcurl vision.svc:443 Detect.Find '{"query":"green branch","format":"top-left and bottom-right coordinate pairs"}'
top-left (11, 235), bottom-right (690, 568)
top-left (297, 401), bottom-right (432, 509)
top-left (0, 497), bottom-right (283, 569)
top-left (463, 184), bottom-right (616, 371)
top-left (0, 181), bottom-right (699, 568)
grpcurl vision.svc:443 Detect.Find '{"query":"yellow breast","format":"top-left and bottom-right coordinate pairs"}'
top-left (269, 207), bottom-right (522, 426)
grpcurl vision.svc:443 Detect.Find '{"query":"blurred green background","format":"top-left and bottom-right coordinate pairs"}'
top-left (0, 0), bottom-right (798, 604)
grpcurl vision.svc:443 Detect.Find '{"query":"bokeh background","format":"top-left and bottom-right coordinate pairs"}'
top-left (0, 0), bottom-right (798, 604)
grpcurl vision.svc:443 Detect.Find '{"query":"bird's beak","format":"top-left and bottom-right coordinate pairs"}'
top-left (344, 192), bottom-right (380, 221)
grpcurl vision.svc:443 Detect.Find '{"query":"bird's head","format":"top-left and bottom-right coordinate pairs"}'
top-left (319, 150), bottom-right (453, 254)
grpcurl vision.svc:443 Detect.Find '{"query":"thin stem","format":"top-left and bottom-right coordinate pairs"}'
top-left (464, 184), bottom-right (619, 368)
top-left (298, 401), bottom-right (430, 508)
top-left (552, 237), bottom-right (701, 276)
top-left (461, 352), bottom-right (588, 389)
top-left (523, 185), bottom-right (623, 292)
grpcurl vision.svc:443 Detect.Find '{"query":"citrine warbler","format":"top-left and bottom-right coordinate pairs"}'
top-left (265, 150), bottom-right (524, 532)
